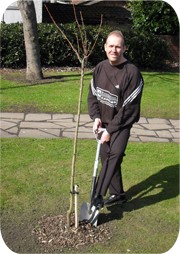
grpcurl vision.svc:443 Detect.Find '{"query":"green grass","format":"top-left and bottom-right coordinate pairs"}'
top-left (0, 69), bottom-right (179, 252)
top-left (141, 72), bottom-right (179, 119)
top-left (1, 138), bottom-right (179, 253)
top-left (0, 71), bottom-right (91, 114)
top-left (0, 70), bottom-right (179, 118)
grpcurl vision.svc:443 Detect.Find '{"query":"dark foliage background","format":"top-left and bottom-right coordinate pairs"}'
top-left (0, 23), bottom-right (169, 69)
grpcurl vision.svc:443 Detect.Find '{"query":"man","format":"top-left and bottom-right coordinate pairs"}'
top-left (88, 30), bottom-right (144, 208)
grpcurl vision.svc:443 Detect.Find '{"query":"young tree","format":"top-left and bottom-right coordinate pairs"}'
top-left (18, 0), bottom-right (43, 80)
top-left (45, 2), bottom-right (103, 227)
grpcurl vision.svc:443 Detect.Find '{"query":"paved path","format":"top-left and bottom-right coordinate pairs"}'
top-left (0, 112), bottom-right (179, 143)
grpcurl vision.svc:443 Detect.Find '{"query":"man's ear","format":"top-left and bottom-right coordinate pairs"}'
top-left (123, 45), bottom-right (126, 53)
top-left (104, 43), bottom-right (107, 52)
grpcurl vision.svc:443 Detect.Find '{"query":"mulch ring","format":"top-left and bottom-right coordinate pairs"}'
top-left (32, 213), bottom-right (112, 252)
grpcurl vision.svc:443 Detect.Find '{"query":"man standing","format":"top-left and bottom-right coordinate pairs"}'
top-left (88, 30), bottom-right (144, 208)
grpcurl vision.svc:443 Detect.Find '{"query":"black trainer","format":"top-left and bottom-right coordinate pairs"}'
top-left (104, 193), bottom-right (127, 206)
top-left (93, 195), bottom-right (104, 209)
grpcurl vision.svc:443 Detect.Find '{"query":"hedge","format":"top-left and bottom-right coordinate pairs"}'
top-left (0, 22), bottom-right (169, 69)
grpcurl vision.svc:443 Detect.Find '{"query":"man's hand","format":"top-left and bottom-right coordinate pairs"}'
top-left (101, 130), bottom-right (110, 144)
top-left (93, 118), bottom-right (102, 133)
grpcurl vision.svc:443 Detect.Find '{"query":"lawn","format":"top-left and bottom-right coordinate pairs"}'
top-left (1, 138), bottom-right (179, 253)
top-left (0, 70), bottom-right (179, 118)
top-left (0, 69), bottom-right (179, 253)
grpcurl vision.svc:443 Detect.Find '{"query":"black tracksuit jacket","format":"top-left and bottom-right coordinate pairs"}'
top-left (88, 59), bottom-right (144, 134)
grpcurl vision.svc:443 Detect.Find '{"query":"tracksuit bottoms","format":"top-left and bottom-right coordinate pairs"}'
top-left (96, 126), bottom-right (131, 197)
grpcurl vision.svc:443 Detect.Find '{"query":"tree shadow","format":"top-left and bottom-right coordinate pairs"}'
top-left (98, 164), bottom-right (179, 225)
top-left (0, 76), bottom-right (64, 90)
top-left (44, 71), bottom-right (92, 82)
top-left (1, 71), bottom-right (92, 91)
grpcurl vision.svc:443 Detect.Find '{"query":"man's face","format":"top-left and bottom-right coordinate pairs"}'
top-left (104, 35), bottom-right (125, 65)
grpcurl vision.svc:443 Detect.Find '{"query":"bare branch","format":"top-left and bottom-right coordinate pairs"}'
top-left (87, 14), bottom-right (103, 58)
top-left (75, 33), bottom-right (80, 55)
top-left (72, 4), bottom-right (86, 56)
top-left (44, 4), bottom-right (82, 63)
top-left (80, 11), bottom-right (88, 56)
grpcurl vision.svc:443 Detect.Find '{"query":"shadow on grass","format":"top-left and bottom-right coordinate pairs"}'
top-left (1, 72), bottom-right (92, 91)
top-left (0, 76), bottom-right (65, 90)
top-left (99, 164), bottom-right (179, 225)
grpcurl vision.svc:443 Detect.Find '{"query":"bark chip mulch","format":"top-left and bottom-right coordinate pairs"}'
top-left (32, 213), bottom-right (112, 252)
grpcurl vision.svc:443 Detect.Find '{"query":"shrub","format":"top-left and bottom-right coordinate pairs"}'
top-left (125, 30), bottom-right (170, 69)
top-left (0, 23), bottom-right (169, 69)
top-left (128, 0), bottom-right (179, 35)
top-left (0, 23), bottom-right (26, 68)
top-left (37, 23), bottom-right (112, 67)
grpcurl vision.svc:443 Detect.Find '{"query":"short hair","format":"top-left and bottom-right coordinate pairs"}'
top-left (106, 30), bottom-right (125, 46)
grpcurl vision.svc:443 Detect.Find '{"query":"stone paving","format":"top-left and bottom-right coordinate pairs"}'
top-left (0, 112), bottom-right (179, 143)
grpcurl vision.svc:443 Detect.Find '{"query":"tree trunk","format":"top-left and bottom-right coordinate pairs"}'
top-left (18, 0), bottom-right (43, 81)
top-left (67, 58), bottom-right (85, 227)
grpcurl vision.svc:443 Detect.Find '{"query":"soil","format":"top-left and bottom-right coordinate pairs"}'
top-left (32, 213), bottom-right (112, 253)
